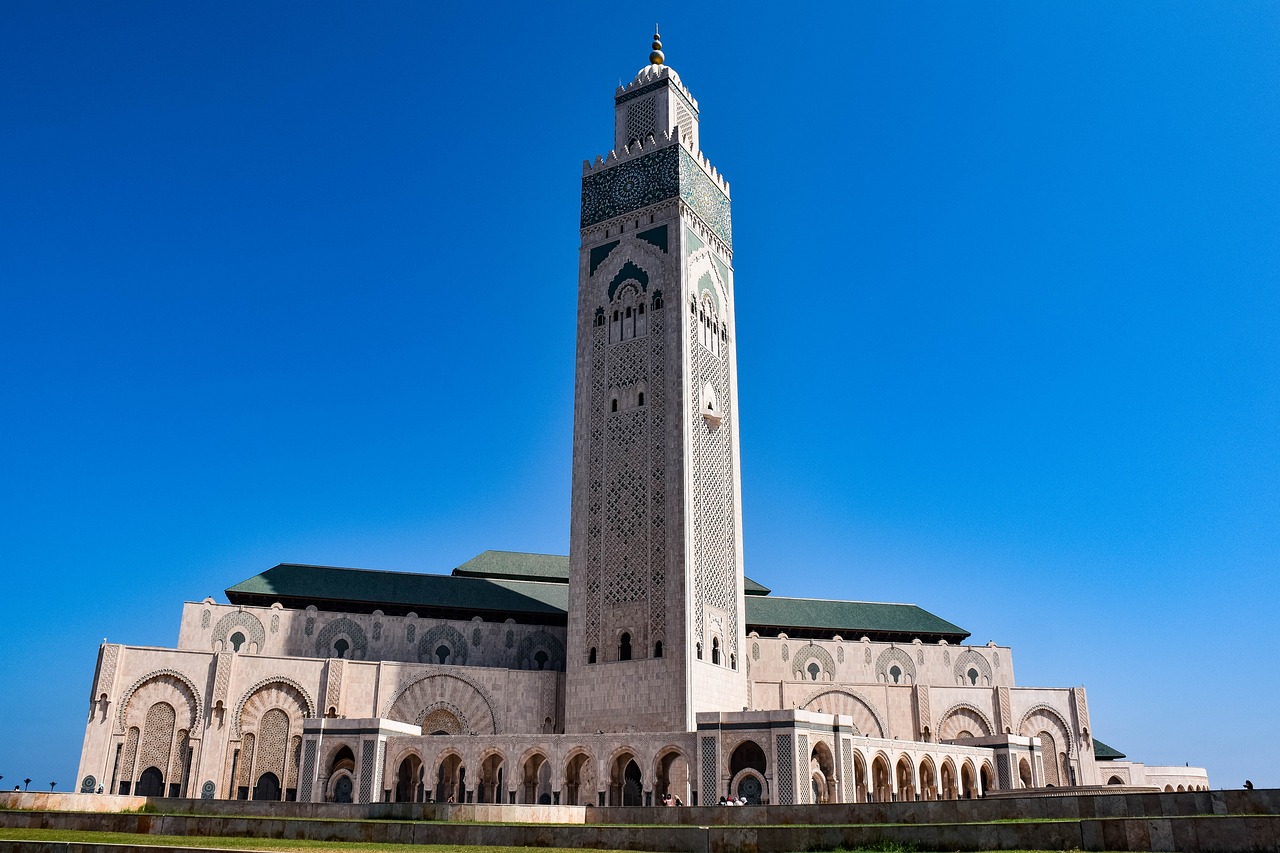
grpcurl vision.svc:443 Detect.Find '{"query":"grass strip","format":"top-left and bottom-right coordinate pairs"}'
top-left (0, 828), bottom-right (637, 853)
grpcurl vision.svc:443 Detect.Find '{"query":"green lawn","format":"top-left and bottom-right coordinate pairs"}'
top-left (0, 829), bottom-right (1126, 853)
top-left (0, 829), bottom-right (633, 853)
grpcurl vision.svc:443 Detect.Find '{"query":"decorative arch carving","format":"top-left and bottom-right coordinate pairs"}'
top-left (117, 670), bottom-right (202, 734)
top-left (938, 703), bottom-right (995, 740)
top-left (798, 688), bottom-right (886, 738)
top-left (515, 631), bottom-right (566, 671)
top-left (1018, 704), bottom-right (1076, 758)
top-left (416, 625), bottom-right (468, 666)
top-left (418, 702), bottom-right (466, 735)
top-left (791, 644), bottom-right (836, 681)
top-left (594, 240), bottom-right (667, 303)
top-left (382, 671), bottom-right (499, 734)
top-left (233, 677), bottom-right (315, 738)
top-left (210, 610), bottom-right (266, 652)
top-left (875, 647), bottom-right (917, 684)
top-left (314, 617), bottom-right (368, 660)
top-left (687, 247), bottom-right (729, 315)
top-left (953, 649), bottom-right (993, 685)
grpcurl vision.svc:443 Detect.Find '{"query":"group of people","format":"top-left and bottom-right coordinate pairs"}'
top-left (718, 795), bottom-right (750, 805)
top-left (660, 793), bottom-right (684, 806)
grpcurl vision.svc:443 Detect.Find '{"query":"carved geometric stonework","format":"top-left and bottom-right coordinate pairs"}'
top-left (210, 610), bottom-right (265, 652)
top-left (875, 647), bottom-right (917, 684)
top-left (314, 617), bottom-right (368, 660)
top-left (916, 685), bottom-right (932, 738)
top-left (997, 687), bottom-right (1012, 734)
top-left (117, 669), bottom-right (203, 735)
top-left (324, 659), bottom-right (344, 715)
top-left (94, 644), bottom-right (120, 701)
top-left (383, 672), bottom-right (500, 735)
top-left (213, 652), bottom-right (233, 707)
top-left (232, 677), bottom-right (315, 738)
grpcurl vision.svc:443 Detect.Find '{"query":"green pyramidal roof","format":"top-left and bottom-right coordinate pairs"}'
top-left (225, 562), bottom-right (568, 624)
top-left (225, 551), bottom-right (966, 641)
top-left (746, 595), bottom-right (968, 643)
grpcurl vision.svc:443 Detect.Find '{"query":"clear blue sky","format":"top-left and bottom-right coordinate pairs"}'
top-left (1, 1), bottom-right (1276, 792)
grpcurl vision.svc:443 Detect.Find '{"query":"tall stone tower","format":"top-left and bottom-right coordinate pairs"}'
top-left (566, 34), bottom-right (747, 734)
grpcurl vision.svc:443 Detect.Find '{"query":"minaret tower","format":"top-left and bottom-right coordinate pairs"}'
top-left (566, 33), bottom-right (746, 733)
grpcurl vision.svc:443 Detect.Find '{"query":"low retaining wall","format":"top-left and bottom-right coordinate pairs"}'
top-left (586, 788), bottom-right (1280, 825)
top-left (2, 789), bottom-right (1278, 852)
top-left (1, 815), bottom-right (1278, 853)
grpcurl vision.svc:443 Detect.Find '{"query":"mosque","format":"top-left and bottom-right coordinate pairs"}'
top-left (75, 34), bottom-right (1209, 807)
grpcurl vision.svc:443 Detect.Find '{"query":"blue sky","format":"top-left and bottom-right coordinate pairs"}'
top-left (1, 1), bottom-right (1276, 791)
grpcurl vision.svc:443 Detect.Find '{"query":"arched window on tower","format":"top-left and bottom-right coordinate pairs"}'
top-left (436, 645), bottom-right (451, 665)
top-left (654, 641), bottom-right (663, 658)
top-left (619, 632), bottom-right (632, 661)
top-left (696, 642), bottom-right (703, 660)
top-left (588, 647), bottom-right (597, 664)
top-left (638, 391), bottom-right (645, 406)
top-left (711, 638), bottom-right (721, 665)
top-left (229, 632), bottom-right (245, 653)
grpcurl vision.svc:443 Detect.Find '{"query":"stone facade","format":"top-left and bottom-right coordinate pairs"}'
top-left (74, 38), bottom-right (1208, 807)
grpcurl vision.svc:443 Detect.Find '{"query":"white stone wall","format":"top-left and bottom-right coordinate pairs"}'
top-left (77, 638), bottom-right (564, 801)
top-left (177, 601), bottom-right (567, 672)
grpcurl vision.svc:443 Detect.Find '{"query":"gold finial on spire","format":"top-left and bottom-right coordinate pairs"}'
top-left (649, 27), bottom-right (664, 66)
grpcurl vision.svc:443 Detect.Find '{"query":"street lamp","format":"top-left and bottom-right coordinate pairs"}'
top-left (23, 779), bottom-right (31, 791)
top-left (49, 782), bottom-right (56, 792)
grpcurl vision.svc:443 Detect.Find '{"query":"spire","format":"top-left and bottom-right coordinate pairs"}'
top-left (649, 27), bottom-right (664, 66)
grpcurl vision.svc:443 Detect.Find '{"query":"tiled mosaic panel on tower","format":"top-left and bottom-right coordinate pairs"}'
top-left (688, 299), bottom-right (738, 660)
top-left (626, 97), bottom-right (657, 143)
top-left (585, 324), bottom-right (606, 652)
top-left (647, 307), bottom-right (667, 642)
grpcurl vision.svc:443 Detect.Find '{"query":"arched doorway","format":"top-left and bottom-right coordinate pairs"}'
top-left (564, 751), bottom-right (593, 806)
top-left (136, 767), bottom-right (164, 797)
top-left (1019, 757), bottom-right (1033, 789)
top-left (918, 757), bottom-right (938, 801)
top-left (852, 751), bottom-right (868, 803)
top-left (895, 756), bottom-right (916, 802)
top-left (395, 754), bottom-right (424, 803)
top-left (655, 749), bottom-right (689, 803)
top-left (328, 745), bottom-right (355, 803)
top-left (872, 755), bottom-right (891, 803)
top-left (980, 762), bottom-right (994, 795)
top-left (437, 753), bottom-right (464, 803)
top-left (520, 752), bottom-right (549, 804)
top-left (253, 772), bottom-right (281, 801)
top-left (609, 752), bottom-right (642, 806)
top-left (810, 741), bottom-right (835, 803)
top-left (961, 761), bottom-right (977, 799)
top-left (477, 753), bottom-right (504, 804)
top-left (940, 759), bottom-right (957, 800)
top-left (622, 759), bottom-right (642, 806)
